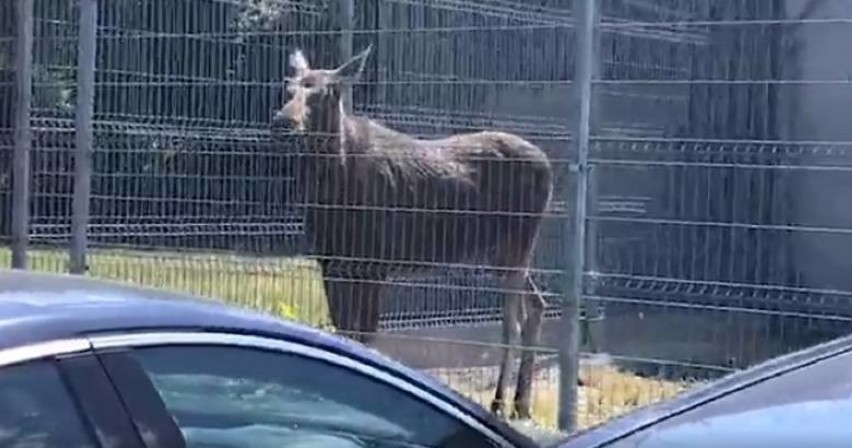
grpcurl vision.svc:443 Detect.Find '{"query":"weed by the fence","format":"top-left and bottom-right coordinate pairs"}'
top-left (577, 365), bottom-right (694, 429)
top-left (433, 364), bottom-right (694, 431)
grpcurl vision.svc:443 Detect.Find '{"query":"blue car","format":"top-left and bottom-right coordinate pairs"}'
top-left (558, 324), bottom-right (852, 447)
top-left (0, 269), bottom-right (541, 448)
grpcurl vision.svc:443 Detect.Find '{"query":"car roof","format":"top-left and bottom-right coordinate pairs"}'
top-left (0, 269), bottom-right (333, 350)
top-left (0, 269), bottom-right (537, 447)
top-left (557, 331), bottom-right (852, 447)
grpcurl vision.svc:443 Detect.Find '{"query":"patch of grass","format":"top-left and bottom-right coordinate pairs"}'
top-left (432, 364), bottom-right (695, 434)
top-left (0, 247), bottom-right (329, 326)
top-left (575, 365), bottom-right (692, 429)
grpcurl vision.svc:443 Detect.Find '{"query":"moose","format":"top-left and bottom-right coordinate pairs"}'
top-left (270, 45), bottom-right (554, 419)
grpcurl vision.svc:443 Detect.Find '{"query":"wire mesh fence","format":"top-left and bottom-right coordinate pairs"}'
top-left (6, 0), bottom-right (852, 437)
top-left (591, 0), bottom-right (852, 380)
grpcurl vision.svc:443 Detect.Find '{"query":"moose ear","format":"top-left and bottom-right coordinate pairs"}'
top-left (332, 44), bottom-right (372, 83)
top-left (289, 49), bottom-right (310, 75)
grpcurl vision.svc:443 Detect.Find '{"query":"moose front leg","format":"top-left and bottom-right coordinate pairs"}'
top-left (355, 278), bottom-right (385, 346)
top-left (321, 261), bottom-right (361, 341)
top-left (322, 267), bottom-right (382, 345)
top-left (324, 276), bottom-right (358, 340)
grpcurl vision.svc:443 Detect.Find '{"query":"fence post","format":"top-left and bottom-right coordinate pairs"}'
top-left (337, 0), bottom-right (354, 113)
top-left (70, 0), bottom-right (97, 274)
top-left (12, 0), bottom-right (35, 270)
top-left (558, 0), bottom-right (597, 432)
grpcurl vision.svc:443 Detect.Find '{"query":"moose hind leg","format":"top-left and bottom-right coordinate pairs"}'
top-left (490, 276), bottom-right (522, 418)
top-left (513, 272), bottom-right (546, 419)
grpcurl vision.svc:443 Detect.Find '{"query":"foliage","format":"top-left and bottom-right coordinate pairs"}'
top-left (275, 301), bottom-right (300, 320)
top-left (232, 0), bottom-right (331, 33)
top-left (433, 364), bottom-right (695, 433)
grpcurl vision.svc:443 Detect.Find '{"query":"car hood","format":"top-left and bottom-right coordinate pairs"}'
top-left (608, 397), bottom-right (852, 447)
top-left (557, 337), bottom-right (852, 448)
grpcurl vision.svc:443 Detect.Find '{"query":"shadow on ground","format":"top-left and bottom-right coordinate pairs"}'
top-left (372, 307), bottom-right (824, 382)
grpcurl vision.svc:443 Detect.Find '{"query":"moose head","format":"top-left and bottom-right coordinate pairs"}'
top-left (271, 45), bottom-right (372, 139)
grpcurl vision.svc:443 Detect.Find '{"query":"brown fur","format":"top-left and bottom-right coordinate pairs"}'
top-left (271, 46), bottom-right (554, 419)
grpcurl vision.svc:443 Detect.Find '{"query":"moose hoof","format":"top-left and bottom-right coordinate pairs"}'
top-left (490, 400), bottom-right (506, 419)
top-left (511, 406), bottom-right (532, 421)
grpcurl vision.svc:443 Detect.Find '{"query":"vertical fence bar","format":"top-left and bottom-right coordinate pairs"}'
top-left (338, 0), bottom-right (354, 112)
top-left (11, 0), bottom-right (35, 270)
top-left (558, 0), bottom-right (597, 432)
top-left (582, 0), bottom-right (603, 355)
top-left (70, 0), bottom-right (97, 274)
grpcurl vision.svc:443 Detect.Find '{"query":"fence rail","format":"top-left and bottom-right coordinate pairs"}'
top-left (5, 0), bottom-right (852, 436)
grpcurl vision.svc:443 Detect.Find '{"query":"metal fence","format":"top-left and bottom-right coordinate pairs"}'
top-left (4, 0), bottom-right (852, 434)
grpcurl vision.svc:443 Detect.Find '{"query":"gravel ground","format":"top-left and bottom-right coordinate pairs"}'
top-left (508, 420), bottom-right (570, 445)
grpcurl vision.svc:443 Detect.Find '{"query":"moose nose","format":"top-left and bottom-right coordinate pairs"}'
top-left (270, 109), bottom-right (299, 142)
top-left (271, 109), bottom-right (291, 130)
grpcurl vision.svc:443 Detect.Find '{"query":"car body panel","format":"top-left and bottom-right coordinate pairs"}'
top-left (0, 270), bottom-right (449, 397)
top-left (0, 270), bottom-right (536, 447)
top-left (557, 332), bottom-right (852, 447)
top-left (0, 345), bottom-right (148, 448)
top-left (57, 353), bottom-right (149, 448)
top-left (95, 349), bottom-right (188, 448)
top-left (0, 270), bottom-right (330, 350)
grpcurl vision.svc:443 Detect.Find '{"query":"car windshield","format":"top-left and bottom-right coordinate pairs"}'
top-left (149, 373), bottom-right (430, 447)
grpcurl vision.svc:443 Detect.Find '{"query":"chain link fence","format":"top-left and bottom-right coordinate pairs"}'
top-left (5, 0), bottom-right (852, 435)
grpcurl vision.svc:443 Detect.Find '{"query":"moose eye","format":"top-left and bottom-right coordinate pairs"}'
top-left (300, 78), bottom-right (316, 89)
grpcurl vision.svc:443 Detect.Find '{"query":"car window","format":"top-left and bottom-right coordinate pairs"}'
top-left (129, 344), bottom-right (499, 448)
top-left (0, 359), bottom-right (98, 448)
